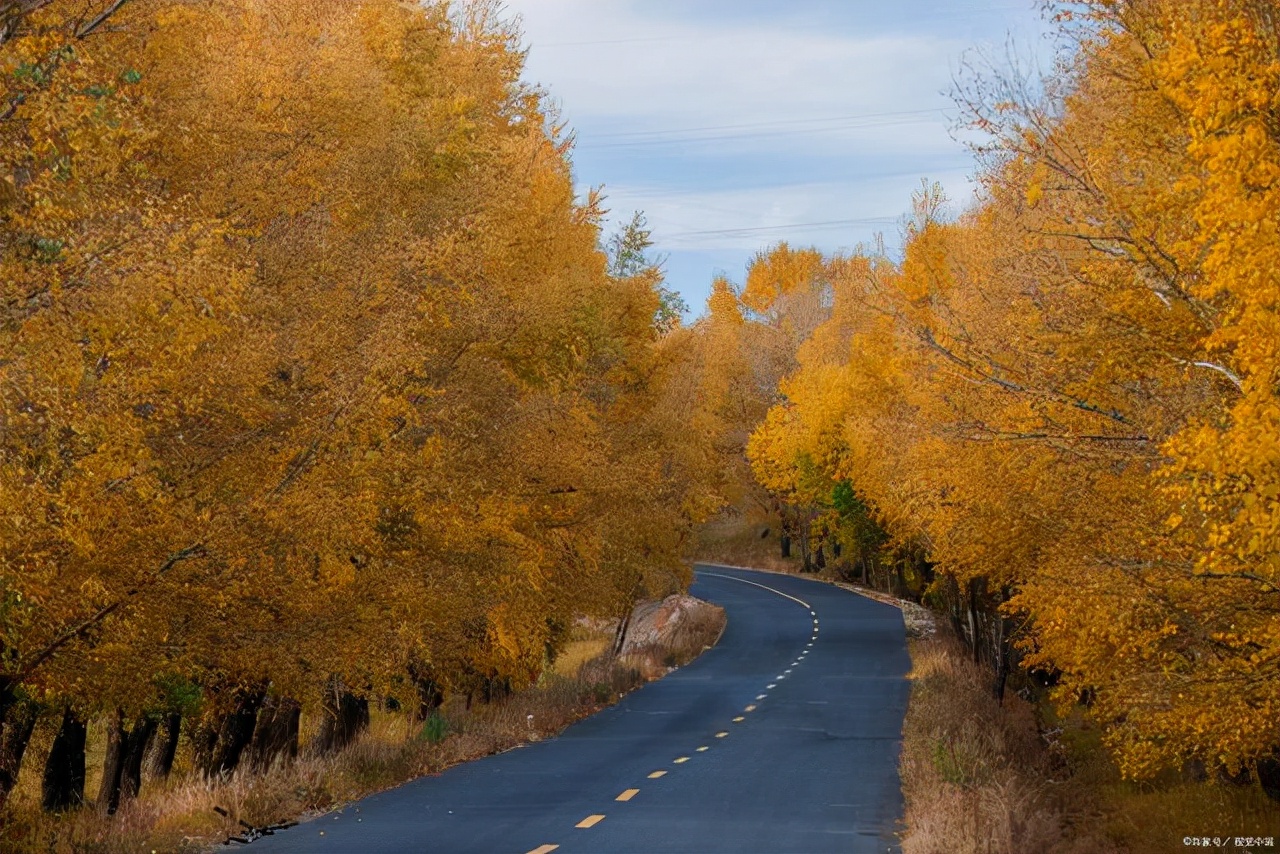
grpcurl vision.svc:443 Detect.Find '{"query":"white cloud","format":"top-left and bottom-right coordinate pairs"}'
top-left (506, 0), bottom-right (964, 148)
top-left (497, 0), bottom-right (1044, 310)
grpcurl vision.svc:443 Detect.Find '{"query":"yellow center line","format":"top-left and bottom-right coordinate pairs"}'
top-left (733, 716), bottom-right (745, 722)
top-left (674, 756), bottom-right (689, 764)
top-left (696, 746), bottom-right (709, 752)
top-left (616, 788), bottom-right (639, 802)
top-left (745, 704), bottom-right (757, 711)
top-left (526, 846), bottom-right (560, 854)
top-left (576, 814), bottom-right (605, 829)
top-left (715, 731), bottom-right (728, 738)
top-left (648, 770), bottom-right (667, 778)
top-left (756, 693), bottom-right (767, 699)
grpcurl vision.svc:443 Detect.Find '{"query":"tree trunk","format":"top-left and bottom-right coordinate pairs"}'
top-left (482, 676), bottom-right (512, 704)
top-left (414, 678), bottom-right (443, 722)
top-left (945, 575), bottom-right (966, 639)
top-left (966, 577), bottom-right (984, 664)
top-left (121, 716), bottom-right (156, 803)
top-left (98, 711), bottom-right (126, 813)
top-left (611, 605), bottom-right (633, 657)
top-left (0, 696), bottom-right (37, 811)
top-left (312, 685), bottom-right (369, 756)
top-left (992, 611), bottom-right (1009, 704)
top-left (99, 711), bottom-right (157, 813)
top-left (198, 685), bottom-right (265, 779)
top-left (144, 713), bottom-right (181, 781)
top-left (247, 696), bottom-right (300, 772)
top-left (42, 707), bottom-right (86, 812)
top-left (780, 533), bottom-right (791, 558)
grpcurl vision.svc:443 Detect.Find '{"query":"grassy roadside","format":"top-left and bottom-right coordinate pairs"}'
top-left (0, 605), bottom-right (726, 854)
top-left (900, 634), bottom-right (1280, 854)
top-left (899, 634), bottom-right (1119, 854)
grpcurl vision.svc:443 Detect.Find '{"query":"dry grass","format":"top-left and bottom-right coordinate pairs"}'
top-left (899, 635), bottom-right (1120, 854)
top-left (1040, 706), bottom-right (1280, 854)
top-left (900, 635), bottom-right (1280, 854)
top-left (0, 605), bottom-right (726, 854)
top-left (689, 507), bottom-right (800, 574)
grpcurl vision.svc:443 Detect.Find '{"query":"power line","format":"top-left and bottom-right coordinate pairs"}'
top-left (587, 108), bottom-right (945, 140)
top-left (661, 216), bottom-right (897, 241)
top-left (576, 113), bottom-right (947, 150)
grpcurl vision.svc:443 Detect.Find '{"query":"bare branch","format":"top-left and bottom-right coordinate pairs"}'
top-left (75, 0), bottom-right (128, 39)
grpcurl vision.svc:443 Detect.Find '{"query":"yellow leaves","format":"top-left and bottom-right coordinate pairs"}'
top-left (1025, 180), bottom-right (1043, 207)
top-left (740, 243), bottom-right (825, 315)
top-left (706, 276), bottom-right (744, 326)
top-left (723, 0), bottom-right (1280, 781)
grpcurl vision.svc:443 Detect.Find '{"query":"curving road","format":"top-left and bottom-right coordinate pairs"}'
top-left (251, 565), bottom-right (911, 853)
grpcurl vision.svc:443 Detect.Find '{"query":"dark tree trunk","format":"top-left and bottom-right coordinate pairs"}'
top-left (831, 541), bottom-right (841, 559)
top-left (247, 696), bottom-right (300, 772)
top-left (145, 713), bottom-right (181, 781)
top-left (992, 612), bottom-right (1009, 704)
top-left (612, 604), bottom-right (633, 657)
top-left (98, 712), bottom-right (126, 813)
top-left (780, 533), bottom-right (791, 558)
top-left (814, 545), bottom-right (826, 571)
top-left (1256, 754), bottom-right (1280, 801)
top-left (312, 686), bottom-right (369, 756)
top-left (191, 715), bottom-right (219, 779)
top-left (0, 696), bottom-right (37, 811)
top-left (198, 685), bottom-right (266, 778)
top-left (99, 711), bottom-right (158, 813)
top-left (42, 707), bottom-right (86, 812)
top-left (120, 716), bottom-right (156, 803)
top-left (414, 678), bottom-right (443, 722)
top-left (893, 560), bottom-right (908, 598)
top-left (482, 676), bottom-right (512, 704)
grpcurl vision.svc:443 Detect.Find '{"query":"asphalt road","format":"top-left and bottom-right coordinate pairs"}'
top-left (251, 565), bottom-right (911, 854)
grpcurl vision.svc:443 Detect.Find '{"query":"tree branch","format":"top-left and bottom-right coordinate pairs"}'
top-left (16, 543), bottom-right (207, 681)
top-left (75, 0), bottom-right (127, 38)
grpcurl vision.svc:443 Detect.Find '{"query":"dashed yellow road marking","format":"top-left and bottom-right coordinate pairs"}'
top-left (696, 746), bottom-right (709, 752)
top-left (715, 731), bottom-right (728, 738)
top-left (527, 846), bottom-right (560, 854)
top-left (674, 756), bottom-right (689, 764)
top-left (756, 693), bottom-right (766, 700)
top-left (648, 770), bottom-right (667, 778)
top-left (616, 789), bottom-right (639, 802)
top-left (733, 716), bottom-right (745, 722)
top-left (745, 704), bottom-right (757, 711)
top-left (576, 815), bottom-right (605, 829)
top-left (766, 683), bottom-right (776, 689)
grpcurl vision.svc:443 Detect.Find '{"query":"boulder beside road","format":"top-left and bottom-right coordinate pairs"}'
top-left (620, 594), bottom-right (724, 655)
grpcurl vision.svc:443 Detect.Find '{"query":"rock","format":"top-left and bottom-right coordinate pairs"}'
top-left (619, 594), bottom-right (721, 655)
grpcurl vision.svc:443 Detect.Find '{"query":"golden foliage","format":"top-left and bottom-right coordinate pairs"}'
top-left (745, 0), bottom-right (1280, 779)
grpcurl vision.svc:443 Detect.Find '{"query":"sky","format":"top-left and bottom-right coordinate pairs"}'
top-left (499, 0), bottom-right (1056, 316)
